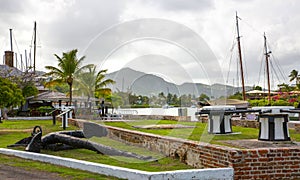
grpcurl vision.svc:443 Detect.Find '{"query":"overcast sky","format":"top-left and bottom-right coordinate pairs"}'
top-left (0, 0), bottom-right (299, 89)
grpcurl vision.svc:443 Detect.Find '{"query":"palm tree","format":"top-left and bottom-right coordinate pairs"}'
top-left (289, 69), bottom-right (300, 89)
top-left (74, 65), bottom-right (115, 102)
top-left (278, 83), bottom-right (293, 92)
top-left (44, 49), bottom-right (92, 106)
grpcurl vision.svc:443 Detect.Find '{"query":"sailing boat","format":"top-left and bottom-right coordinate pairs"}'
top-left (206, 12), bottom-right (287, 110)
top-left (234, 13), bottom-right (274, 105)
top-left (206, 12), bottom-right (249, 109)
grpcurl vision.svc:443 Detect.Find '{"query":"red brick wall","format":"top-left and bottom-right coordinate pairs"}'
top-left (70, 119), bottom-right (300, 179)
top-left (230, 148), bottom-right (300, 179)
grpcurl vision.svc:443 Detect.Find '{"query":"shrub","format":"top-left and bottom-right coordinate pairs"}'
top-left (37, 106), bottom-right (54, 115)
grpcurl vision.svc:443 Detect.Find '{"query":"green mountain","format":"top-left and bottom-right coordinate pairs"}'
top-left (106, 67), bottom-right (251, 98)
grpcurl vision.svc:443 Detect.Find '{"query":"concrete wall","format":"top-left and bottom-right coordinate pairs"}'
top-left (0, 148), bottom-right (233, 180)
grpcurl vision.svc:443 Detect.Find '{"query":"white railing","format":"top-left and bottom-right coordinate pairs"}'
top-left (57, 108), bottom-right (73, 129)
top-left (115, 109), bottom-right (138, 115)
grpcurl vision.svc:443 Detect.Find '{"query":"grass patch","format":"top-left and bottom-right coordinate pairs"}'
top-left (90, 136), bottom-right (164, 160)
top-left (43, 148), bottom-right (189, 172)
top-left (101, 120), bottom-right (300, 144)
top-left (0, 153), bottom-right (119, 180)
top-left (0, 119), bottom-right (193, 174)
top-left (0, 120), bottom-right (79, 148)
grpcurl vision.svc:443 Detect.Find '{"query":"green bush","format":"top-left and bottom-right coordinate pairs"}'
top-left (37, 106), bottom-right (54, 114)
top-left (248, 99), bottom-right (269, 107)
top-left (271, 100), bottom-right (290, 106)
top-left (129, 104), bottom-right (150, 108)
top-left (248, 99), bottom-right (296, 107)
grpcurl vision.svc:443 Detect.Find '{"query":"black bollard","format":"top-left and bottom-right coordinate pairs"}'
top-left (101, 100), bottom-right (105, 117)
top-left (58, 100), bottom-right (62, 107)
top-left (62, 113), bottom-right (66, 130)
top-left (52, 110), bottom-right (56, 125)
top-left (105, 106), bottom-right (108, 114)
top-left (101, 107), bottom-right (105, 117)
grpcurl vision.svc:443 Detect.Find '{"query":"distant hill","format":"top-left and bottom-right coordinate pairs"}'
top-left (106, 67), bottom-right (252, 98)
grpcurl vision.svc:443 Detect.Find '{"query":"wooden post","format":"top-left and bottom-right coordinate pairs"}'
top-left (236, 12), bottom-right (246, 101)
top-left (33, 21), bottom-right (37, 73)
top-left (264, 33), bottom-right (272, 105)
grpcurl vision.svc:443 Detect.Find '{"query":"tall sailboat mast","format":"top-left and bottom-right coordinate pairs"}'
top-left (236, 12), bottom-right (246, 101)
top-left (33, 21), bottom-right (37, 73)
top-left (264, 32), bottom-right (272, 104)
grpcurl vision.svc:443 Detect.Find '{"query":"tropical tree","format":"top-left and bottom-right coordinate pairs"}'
top-left (0, 77), bottom-right (24, 119)
top-left (107, 93), bottom-right (123, 108)
top-left (53, 84), bottom-right (69, 94)
top-left (44, 49), bottom-right (92, 105)
top-left (167, 93), bottom-right (173, 105)
top-left (198, 93), bottom-right (210, 102)
top-left (278, 83), bottom-right (294, 92)
top-left (228, 92), bottom-right (243, 100)
top-left (171, 94), bottom-right (179, 106)
top-left (179, 94), bottom-right (192, 107)
top-left (22, 83), bottom-right (39, 98)
top-left (289, 69), bottom-right (300, 89)
top-left (158, 92), bottom-right (166, 105)
top-left (114, 90), bottom-right (131, 106)
top-left (3, 69), bottom-right (39, 98)
top-left (253, 85), bottom-right (262, 91)
top-left (74, 65), bottom-right (115, 102)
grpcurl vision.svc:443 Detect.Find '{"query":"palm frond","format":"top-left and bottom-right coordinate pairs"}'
top-left (44, 79), bottom-right (64, 88)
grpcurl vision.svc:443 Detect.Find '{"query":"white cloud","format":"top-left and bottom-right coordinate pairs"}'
top-left (0, 0), bottom-right (299, 89)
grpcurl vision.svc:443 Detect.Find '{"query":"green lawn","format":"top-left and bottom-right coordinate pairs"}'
top-left (0, 119), bottom-right (192, 176)
top-left (0, 120), bottom-right (119, 179)
top-left (100, 119), bottom-right (300, 145)
top-left (0, 153), bottom-right (119, 180)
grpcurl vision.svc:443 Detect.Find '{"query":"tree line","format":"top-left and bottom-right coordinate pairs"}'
top-left (109, 91), bottom-right (210, 108)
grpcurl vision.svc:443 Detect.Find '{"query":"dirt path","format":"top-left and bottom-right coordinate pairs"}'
top-left (0, 129), bottom-right (33, 133)
top-left (0, 164), bottom-right (66, 180)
